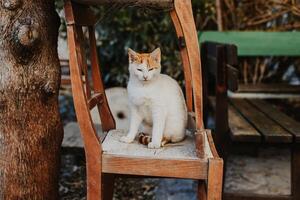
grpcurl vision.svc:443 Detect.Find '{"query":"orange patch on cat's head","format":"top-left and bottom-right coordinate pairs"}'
top-left (128, 48), bottom-right (161, 69)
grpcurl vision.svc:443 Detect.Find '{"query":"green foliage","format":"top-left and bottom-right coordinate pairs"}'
top-left (94, 7), bottom-right (180, 87)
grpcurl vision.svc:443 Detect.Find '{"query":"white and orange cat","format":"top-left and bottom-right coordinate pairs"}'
top-left (120, 48), bottom-right (187, 149)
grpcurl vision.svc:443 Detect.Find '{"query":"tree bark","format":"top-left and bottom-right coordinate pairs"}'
top-left (0, 1), bottom-right (63, 199)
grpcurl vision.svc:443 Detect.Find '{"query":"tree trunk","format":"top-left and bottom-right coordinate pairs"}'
top-left (0, 0), bottom-right (63, 199)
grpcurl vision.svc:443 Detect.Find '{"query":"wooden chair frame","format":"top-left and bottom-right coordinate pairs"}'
top-left (64, 1), bottom-right (223, 199)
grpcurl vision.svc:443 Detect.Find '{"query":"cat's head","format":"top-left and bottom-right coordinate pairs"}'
top-left (128, 48), bottom-right (161, 82)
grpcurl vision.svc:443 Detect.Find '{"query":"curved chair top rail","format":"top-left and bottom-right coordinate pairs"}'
top-left (72, 0), bottom-right (174, 9)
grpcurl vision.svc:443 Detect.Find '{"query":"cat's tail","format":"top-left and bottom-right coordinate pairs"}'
top-left (138, 132), bottom-right (169, 147)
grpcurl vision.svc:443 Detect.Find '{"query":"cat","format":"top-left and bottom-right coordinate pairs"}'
top-left (119, 48), bottom-right (187, 149)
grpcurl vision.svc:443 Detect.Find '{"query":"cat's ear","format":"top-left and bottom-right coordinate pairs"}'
top-left (128, 48), bottom-right (138, 63)
top-left (150, 48), bottom-right (161, 63)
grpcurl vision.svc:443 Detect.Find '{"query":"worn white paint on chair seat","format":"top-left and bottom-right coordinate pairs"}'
top-left (102, 129), bottom-right (213, 160)
top-left (63, 122), bottom-right (213, 160)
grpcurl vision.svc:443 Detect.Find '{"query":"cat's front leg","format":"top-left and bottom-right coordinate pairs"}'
top-left (148, 107), bottom-right (166, 149)
top-left (120, 105), bottom-right (142, 143)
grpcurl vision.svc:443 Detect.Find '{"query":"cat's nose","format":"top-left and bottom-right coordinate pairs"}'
top-left (143, 75), bottom-right (148, 80)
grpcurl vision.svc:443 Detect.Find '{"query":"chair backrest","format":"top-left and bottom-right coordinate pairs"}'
top-left (65, 0), bottom-right (205, 137)
top-left (65, 1), bottom-right (116, 137)
top-left (201, 42), bottom-right (238, 146)
top-left (199, 31), bottom-right (300, 56)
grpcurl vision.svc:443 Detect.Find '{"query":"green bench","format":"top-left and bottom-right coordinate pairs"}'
top-left (200, 31), bottom-right (300, 98)
top-left (200, 31), bottom-right (300, 200)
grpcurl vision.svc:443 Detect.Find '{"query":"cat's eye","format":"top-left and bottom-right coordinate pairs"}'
top-left (148, 68), bottom-right (154, 71)
top-left (137, 69), bottom-right (142, 72)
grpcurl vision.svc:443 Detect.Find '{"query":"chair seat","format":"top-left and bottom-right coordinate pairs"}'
top-left (101, 129), bottom-right (213, 179)
top-left (103, 129), bottom-right (199, 159)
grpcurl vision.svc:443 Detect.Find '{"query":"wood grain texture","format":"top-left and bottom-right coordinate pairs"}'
top-left (173, 0), bottom-right (204, 130)
top-left (237, 83), bottom-right (300, 94)
top-left (206, 130), bottom-right (220, 158)
top-left (170, 10), bottom-right (193, 112)
top-left (228, 104), bottom-right (261, 142)
top-left (65, 7), bottom-right (103, 199)
top-left (230, 99), bottom-right (293, 143)
top-left (206, 130), bottom-right (223, 200)
top-left (249, 99), bottom-right (300, 142)
top-left (195, 130), bottom-right (205, 158)
top-left (207, 158), bottom-right (223, 200)
top-left (102, 154), bottom-right (208, 179)
top-left (88, 93), bottom-right (103, 110)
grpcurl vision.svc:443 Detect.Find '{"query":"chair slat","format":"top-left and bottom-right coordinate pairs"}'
top-left (88, 93), bottom-right (103, 110)
top-left (102, 154), bottom-right (207, 180)
top-left (230, 99), bottom-right (293, 143)
top-left (88, 26), bottom-right (116, 131)
top-left (61, 75), bottom-right (71, 85)
top-left (249, 99), bottom-right (300, 143)
top-left (76, 26), bottom-right (92, 98)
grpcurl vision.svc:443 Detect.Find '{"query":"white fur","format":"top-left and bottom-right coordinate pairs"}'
top-left (120, 48), bottom-right (187, 149)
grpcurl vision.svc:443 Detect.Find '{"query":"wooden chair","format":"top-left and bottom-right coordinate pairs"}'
top-left (201, 40), bottom-right (300, 200)
top-left (64, 0), bottom-right (223, 199)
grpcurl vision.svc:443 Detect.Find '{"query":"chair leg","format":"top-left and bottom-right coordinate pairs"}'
top-left (207, 158), bottom-right (224, 200)
top-left (103, 174), bottom-right (115, 200)
top-left (292, 144), bottom-right (300, 200)
top-left (86, 154), bottom-right (102, 200)
top-left (198, 181), bottom-right (207, 200)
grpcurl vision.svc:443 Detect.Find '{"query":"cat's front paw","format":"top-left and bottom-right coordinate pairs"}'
top-left (120, 135), bottom-right (134, 144)
top-left (148, 142), bottom-right (161, 149)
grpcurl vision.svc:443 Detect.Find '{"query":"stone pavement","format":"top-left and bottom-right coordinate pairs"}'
top-left (155, 179), bottom-right (197, 200)
top-left (154, 148), bottom-right (290, 199)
